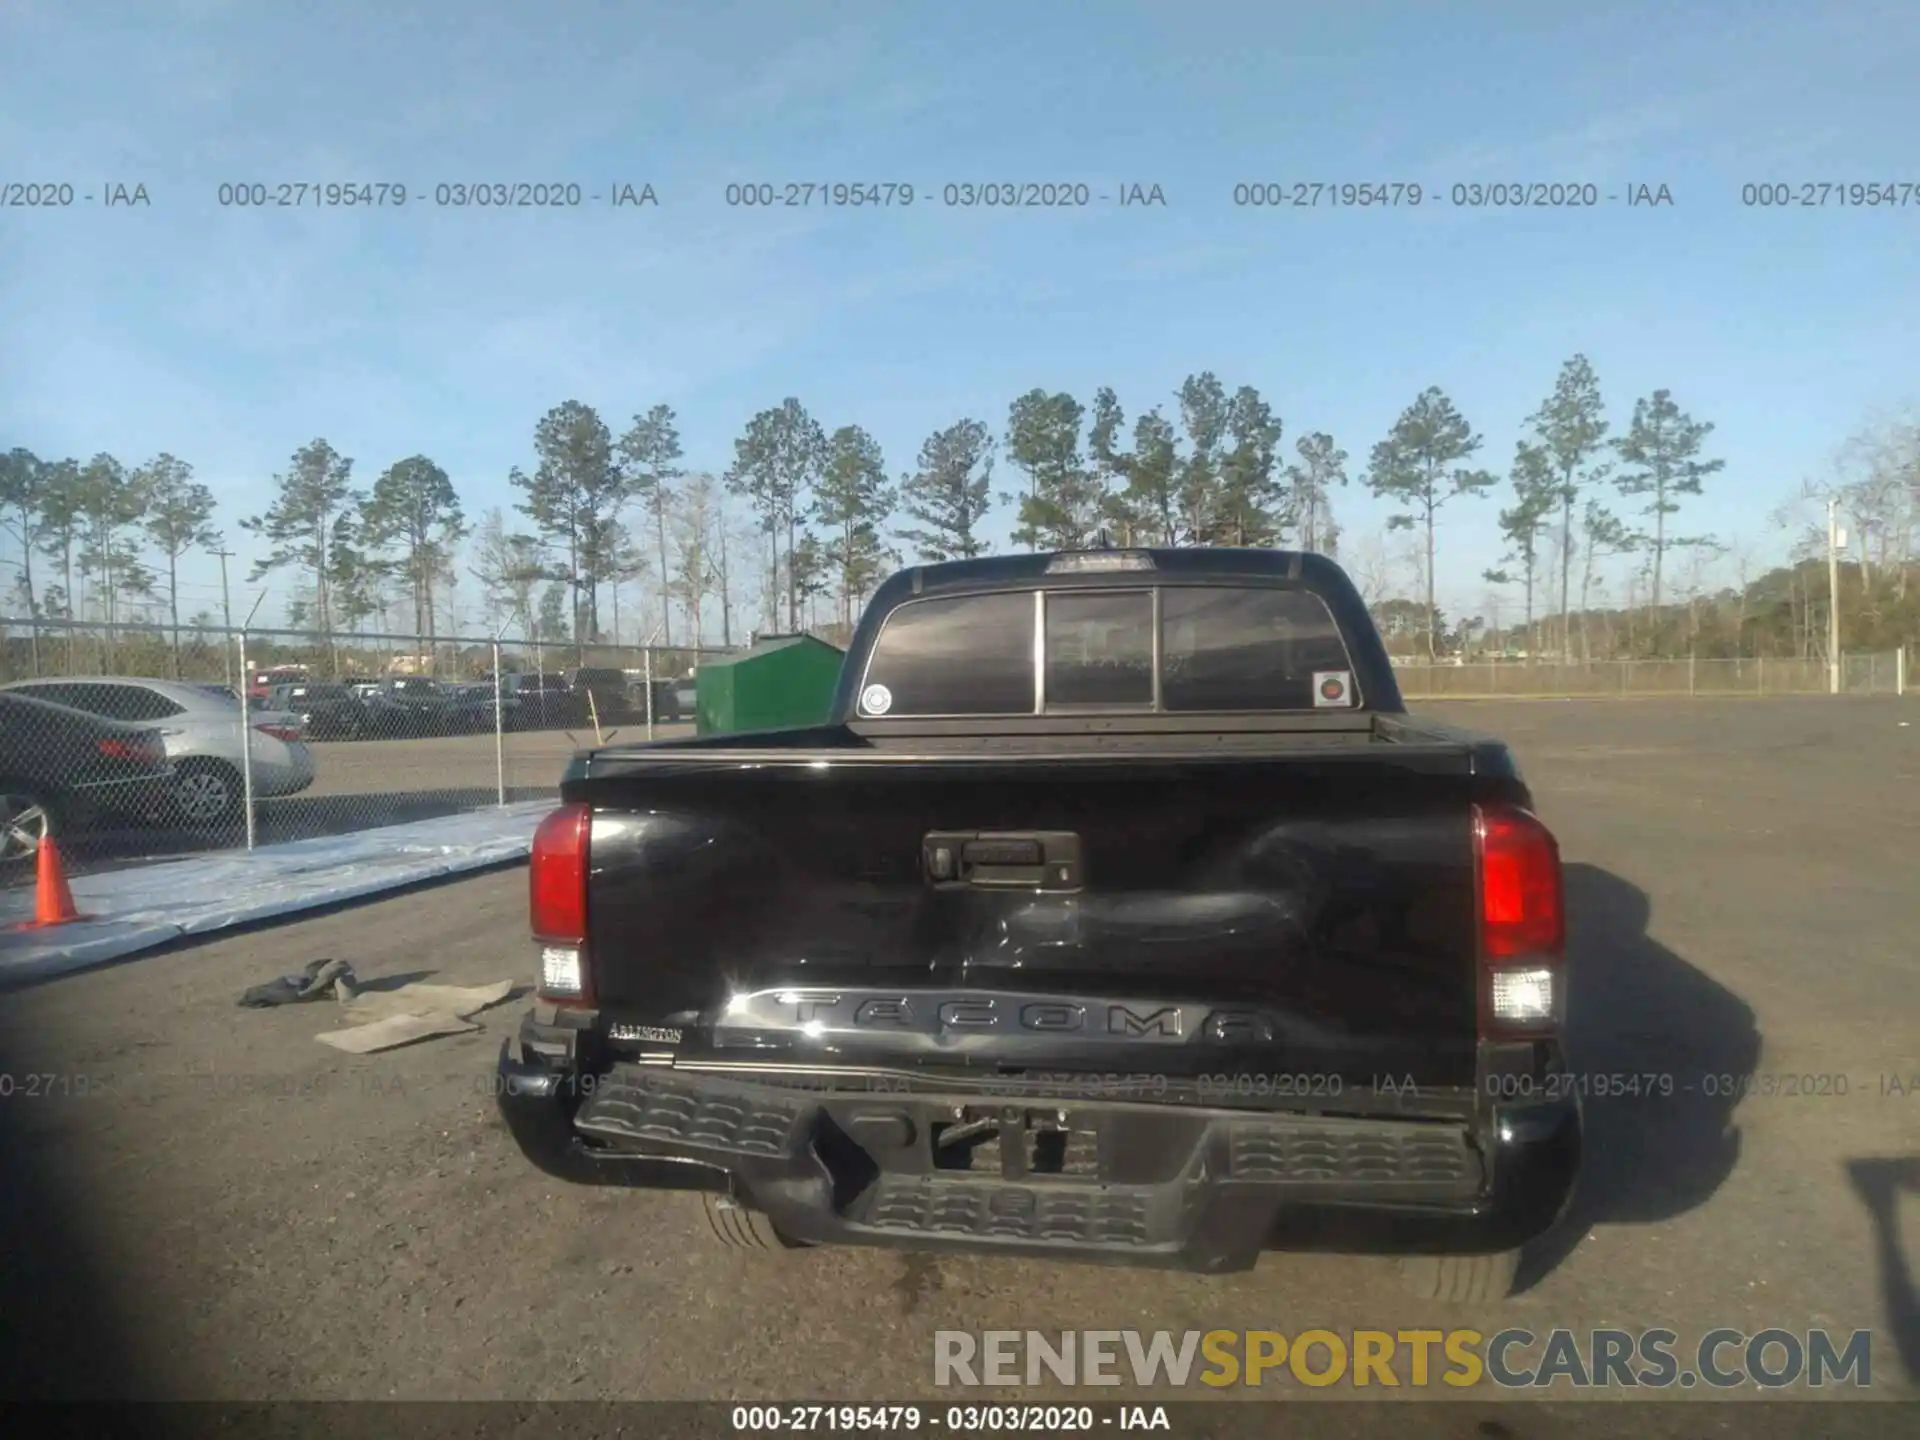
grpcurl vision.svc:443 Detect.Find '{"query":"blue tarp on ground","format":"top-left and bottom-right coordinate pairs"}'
top-left (0, 802), bottom-right (552, 985)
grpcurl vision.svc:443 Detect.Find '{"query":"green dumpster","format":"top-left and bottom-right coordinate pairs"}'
top-left (695, 634), bottom-right (847, 736)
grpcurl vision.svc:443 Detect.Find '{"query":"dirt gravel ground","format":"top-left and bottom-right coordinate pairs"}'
top-left (1, 697), bottom-right (1915, 1416)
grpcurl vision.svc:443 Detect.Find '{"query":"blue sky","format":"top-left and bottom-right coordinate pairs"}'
top-left (3, 0), bottom-right (1917, 636)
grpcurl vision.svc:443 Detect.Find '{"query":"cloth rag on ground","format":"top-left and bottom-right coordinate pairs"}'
top-left (238, 958), bottom-right (358, 1008)
top-left (315, 978), bottom-right (516, 1054)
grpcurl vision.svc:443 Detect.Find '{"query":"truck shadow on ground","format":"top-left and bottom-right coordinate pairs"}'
top-left (1517, 863), bottom-right (1762, 1290)
top-left (0, 1059), bottom-right (156, 1399)
top-left (1843, 1157), bottom-right (1920, 1384)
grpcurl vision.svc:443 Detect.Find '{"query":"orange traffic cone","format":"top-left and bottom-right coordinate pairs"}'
top-left (14, 837), bottom-right (85, 929)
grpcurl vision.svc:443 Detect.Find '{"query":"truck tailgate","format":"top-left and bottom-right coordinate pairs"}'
top-left (579, 747), bottom-right (1486, 1090)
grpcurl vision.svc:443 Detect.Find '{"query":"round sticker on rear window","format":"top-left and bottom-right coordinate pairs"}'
top-left (1313, 670), bottom-right (1351, 707)
top-left (860, 683), bottom-right (893, 715)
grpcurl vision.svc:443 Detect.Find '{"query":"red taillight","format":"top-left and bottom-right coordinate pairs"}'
top-left (97, 737), bottom-right (161, 765)
top-left (1474, 804), bottom-right (1565, 1039)
top-left (531, 803), bottom-right (591, 942)
top-left (1475, 805), bottom-right (1564, 960)
top-left (255, 722), bottom-right (303, 743)
top-left (531, 804), bottom-right (592, 1004)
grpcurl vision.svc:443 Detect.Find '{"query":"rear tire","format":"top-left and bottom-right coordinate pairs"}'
top-left (172, 759), bottom-right (243, 828)
top-left (0, 782), bottom-right (58, 864)
top-left (701, 1194), bottom-right (810, 1253)
top-left (1399, 1248), bottom-right (1523, 1302)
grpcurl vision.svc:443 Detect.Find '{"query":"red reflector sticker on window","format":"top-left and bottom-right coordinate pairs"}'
top-left (1312, 671), bottom-right (1352, 707)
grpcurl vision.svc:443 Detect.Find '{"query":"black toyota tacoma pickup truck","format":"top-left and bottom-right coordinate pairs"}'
top-left (496, 547), bottom-right (1579, 1300)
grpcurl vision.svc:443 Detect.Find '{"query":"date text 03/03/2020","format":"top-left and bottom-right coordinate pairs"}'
top-left (1228, 181), bottom-right (1675, 208)
top-left (720, 182), bottom-right (1166, 208)
top-left (14, 1068), bottom-right (1906, 1103)
top-left (1474, 1070), bottom-right (1888, 1101)
top-left (728, 1406), bottom-right (1171, 1432)
top-left (209, 183), bottom-right (659, 208)
top-left (699, 1068), bottom-right (1920, 1101)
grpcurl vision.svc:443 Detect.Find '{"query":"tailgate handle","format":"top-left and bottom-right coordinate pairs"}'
top-left (965, 839), bottom-right (1041, 866)
top-left (924, 831), bottom-right (1083, 891)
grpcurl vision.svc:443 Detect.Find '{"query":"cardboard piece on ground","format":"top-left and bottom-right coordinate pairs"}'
top-left (338, 980), bottom-right (515, 1023)
top-left (315, 978), bottom-right (516, 1054)
top-left (317, 1011), bottom-right (480, 1054)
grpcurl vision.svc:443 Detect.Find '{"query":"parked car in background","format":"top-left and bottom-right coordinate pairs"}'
top-left (246, 665), bottom-right (310, 703)
top-left (266, 681), bottom-right (371, 741)
top-left (383, 676), bottom-right (446, 703)
top-left (0, 690), bottom-right (177, 862)
top-left (364, 691), bottom-right (421, 736)
top-left (622, 677), bottom-right (684, 723)
top-left (339, 681), bottom-right (421, 737)
top-left (566, 667), bottom-right (632, 725)
top-left (375, 675), bottom-right (462, 734)
top-left (441, 682), bottom-right (509, 734)
top-left (503, 672), bottom-right (575, 730)
top-left (1, 677), bottom-right (315, 827)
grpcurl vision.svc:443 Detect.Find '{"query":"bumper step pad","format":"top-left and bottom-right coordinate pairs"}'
top-left (862, 1174), bottom-right (1164, 1247)
top-left (1226, 1121), bottom-right (1480, 1189)
top-left (574, 1070), bottom-right (810, 1158)
top-left (573, 1067), bottom-right (1482, 1192)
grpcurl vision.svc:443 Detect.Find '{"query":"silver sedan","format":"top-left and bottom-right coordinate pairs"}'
top-left (0, 676), bottom-right (316, 826)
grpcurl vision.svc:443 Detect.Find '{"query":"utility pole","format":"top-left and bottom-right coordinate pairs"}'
top-left (214, 547), bottom-right (236, 688)
top-left (1826, 497), bottom-right (1842, 696)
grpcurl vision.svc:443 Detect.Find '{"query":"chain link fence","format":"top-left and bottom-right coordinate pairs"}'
top-left (1841, 651), bottom-right (1908, 695)
top-left (1392, 651), bottom-right (1909, 700)
top-left (4, 613), bottom-right (1908, 882)
top-left (0, 616), bottom-right (736, 879)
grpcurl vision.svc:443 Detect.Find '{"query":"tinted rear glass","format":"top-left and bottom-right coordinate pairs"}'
top-left (859, 583), bottom-right (1357, 717)
top-left (1045, 591), bottom-right (1154, 707)
top-left (1160, 586), bottom-right (1356, 711)
top-left (859, 591), bottom-right (1034, 716)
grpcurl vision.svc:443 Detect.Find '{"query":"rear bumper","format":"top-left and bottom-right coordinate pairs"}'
top-left (249, 746), bottom-right (316, 796)
top-left (495, 1035), bottom-right (1580, 1273)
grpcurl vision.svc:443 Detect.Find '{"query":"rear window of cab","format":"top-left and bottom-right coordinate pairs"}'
top-left (855, 585), bottom-right (1358, 718)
